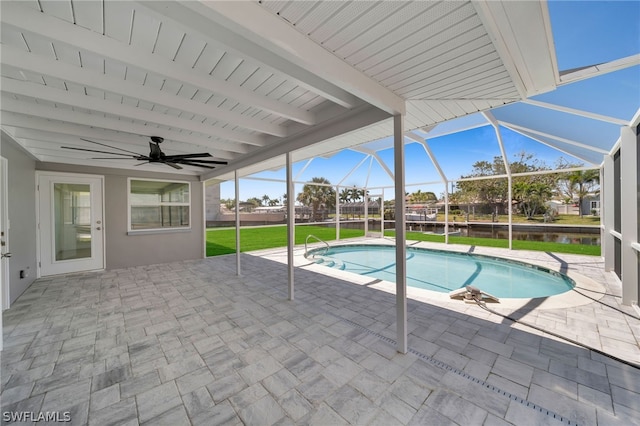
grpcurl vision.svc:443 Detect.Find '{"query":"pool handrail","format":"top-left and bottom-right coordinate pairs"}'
top-left (304, 234), bottom-right (330, 258)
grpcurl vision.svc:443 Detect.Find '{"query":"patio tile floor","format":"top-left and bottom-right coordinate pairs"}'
top-left (2, 241), bottom-right (639, 425)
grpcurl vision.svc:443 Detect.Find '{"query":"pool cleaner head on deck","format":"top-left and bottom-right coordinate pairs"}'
top-left (449, 285), bottom-right (500, 303)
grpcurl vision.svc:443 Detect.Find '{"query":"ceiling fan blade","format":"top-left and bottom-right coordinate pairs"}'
top-left (176, 160), bottom-right (216, 169)
top-left (80, 138), bottom-right (144, 156)
top-left (162, 161), bottom-right (183, 170)
top-left (174, 159), bottom-right (228, 165)
top-left (164, 152), bottom-right (212, 160)
top-left (91, 157), bottom-right (147, 160)
top-left (61, 146), bottom-right (139, 157)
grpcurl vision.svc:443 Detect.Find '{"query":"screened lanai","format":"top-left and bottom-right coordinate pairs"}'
top-left (1, 1), bottom-right (639, 423)
top-left (206, 59), bottom-right (640, 350)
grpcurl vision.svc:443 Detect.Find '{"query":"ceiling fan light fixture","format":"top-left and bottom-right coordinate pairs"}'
top-left (61, 136), bottom-right (228, 170)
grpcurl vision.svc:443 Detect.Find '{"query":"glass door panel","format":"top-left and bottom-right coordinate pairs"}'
top-left (54, 183), bottom-right (92, 261)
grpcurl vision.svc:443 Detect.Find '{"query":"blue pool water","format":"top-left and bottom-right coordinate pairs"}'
top-left (308, 245), bottom-right (574, 299)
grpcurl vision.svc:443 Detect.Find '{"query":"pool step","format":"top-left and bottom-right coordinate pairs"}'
top-left (313, 256), bottom-right (345, 270)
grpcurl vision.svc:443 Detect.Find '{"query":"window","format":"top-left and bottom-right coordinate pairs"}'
top-left (129, 179), bottom-right (190, 231)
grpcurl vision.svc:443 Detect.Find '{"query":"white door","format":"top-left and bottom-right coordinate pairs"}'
top-left (38, 173), bottom-right (104, 276)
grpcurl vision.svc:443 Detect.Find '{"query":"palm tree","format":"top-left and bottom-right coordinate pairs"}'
top-left (339, 188), bottom-right (351, 204)
top-left (262, 194), bottom-right (270, 207)
top-left (297, 177), bottom-right (336, 222)
top-left (513, 181), bottom-right (554, 219)
top-left (568, 170), bottom-right (599, 217)
top-left (348, 187), bottom-right (362, 203)
top-left (408, 189), bottom-right (437, 204)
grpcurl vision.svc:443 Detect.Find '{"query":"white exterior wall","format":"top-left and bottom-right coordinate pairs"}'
top-left (619, 125), bottom-right (639, 306)
top-left (603, 123), bottom-right (640, 308)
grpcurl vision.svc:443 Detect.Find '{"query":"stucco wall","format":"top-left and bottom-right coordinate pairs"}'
top-left (1, 133), bottom-right (38, 304)
top-left (37, 162), bottom-right (205, 270)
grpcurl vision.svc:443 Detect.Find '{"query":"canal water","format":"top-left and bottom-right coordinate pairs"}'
top-left (457, 228), bottom-right (600, 245)
top-left (405, 223), bottom-right (601, 245)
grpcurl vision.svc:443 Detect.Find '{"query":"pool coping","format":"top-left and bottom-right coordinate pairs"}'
top-left (257, 237), bottom-right (607, 311)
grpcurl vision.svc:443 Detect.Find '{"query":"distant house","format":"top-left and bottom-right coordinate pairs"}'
top-left (547, 193), bottom-right (600, 216)
top-left (582, 194), bottom-right (600, 216)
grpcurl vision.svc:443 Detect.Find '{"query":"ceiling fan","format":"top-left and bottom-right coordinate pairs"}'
top-left (61, 136), bottom-right (228, 170)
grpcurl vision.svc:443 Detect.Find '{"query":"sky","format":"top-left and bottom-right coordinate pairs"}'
top-left (220, 1), bottom-right (640, 202)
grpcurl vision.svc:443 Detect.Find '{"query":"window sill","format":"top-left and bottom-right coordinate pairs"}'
top-left (127, 228), bottom-right (191, 236)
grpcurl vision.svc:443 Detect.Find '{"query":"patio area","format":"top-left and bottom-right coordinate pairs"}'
top-left (1, 244), bottom-right (639, 425)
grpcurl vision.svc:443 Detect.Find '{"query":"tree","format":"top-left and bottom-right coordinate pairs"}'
top-left (557, 168), bottom-right (599, 217)
top-left (339, 188), bottom-right (351, 204)
top-left (456, 151), bottom-right (555, 215)
top-left (408, 189), bottom-right (437, 204)
top-left (296, 177), bottom-right (336, 221)
top-left (348, 187), bottom-right (363, 203)
top-left (513, 181), bottom-right (554, 219)
top-left (261, 194), bottom-right (270, 206)
top-left (223, 198), bottom-right (236, 210)
top-left (246, 197), bottom-right (261, 209)
top-left (456, 158), bottom-right (509, 213)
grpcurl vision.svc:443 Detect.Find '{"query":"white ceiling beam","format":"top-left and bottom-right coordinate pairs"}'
top-left (0, 112), bottom-right (237, 159)
top-left (521, 99), bottom-right (629, 125)
top-left (0, 2), bottom-right (316, 126)
top-left (2, 46), bottom-right (288, 137)
top-left (499, 121), bottom-right (609, 154)
top-left (173, 1), bottom-right (405, 115)
top-left (559, 54), bottom-right (640, 85)
top-left (139, 0), bottom-right (360, 111)
top-left (0, 98), bottom-right (254, 156)
top-left (472, 0), bottom-right (558, 97)
top-left (1, 77), bottom-right (265, 147)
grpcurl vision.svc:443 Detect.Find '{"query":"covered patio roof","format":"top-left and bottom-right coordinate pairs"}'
top-left (1, 0), bottom-right (601, 179)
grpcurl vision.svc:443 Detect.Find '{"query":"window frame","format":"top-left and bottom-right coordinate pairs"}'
top-left (127, 178), bottom-right (191, 234)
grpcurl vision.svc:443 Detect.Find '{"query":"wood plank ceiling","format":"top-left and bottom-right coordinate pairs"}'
top-left (0, 0), bottom-right (557, 177)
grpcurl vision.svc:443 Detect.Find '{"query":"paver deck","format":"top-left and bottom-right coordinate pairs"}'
top-left (2, 240), bottom-right (639, 425)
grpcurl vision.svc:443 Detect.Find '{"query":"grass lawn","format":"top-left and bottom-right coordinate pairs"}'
top-left (206, 225), bottom-right (600, 257)
top-left (206, 225), bottom-right (365, 256)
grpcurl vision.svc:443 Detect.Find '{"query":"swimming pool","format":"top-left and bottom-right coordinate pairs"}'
top-left (307, 244), bottom-right (574, 299)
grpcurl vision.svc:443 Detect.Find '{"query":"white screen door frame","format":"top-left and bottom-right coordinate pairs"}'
top-left (37, 172), bottom-right (105, 276)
